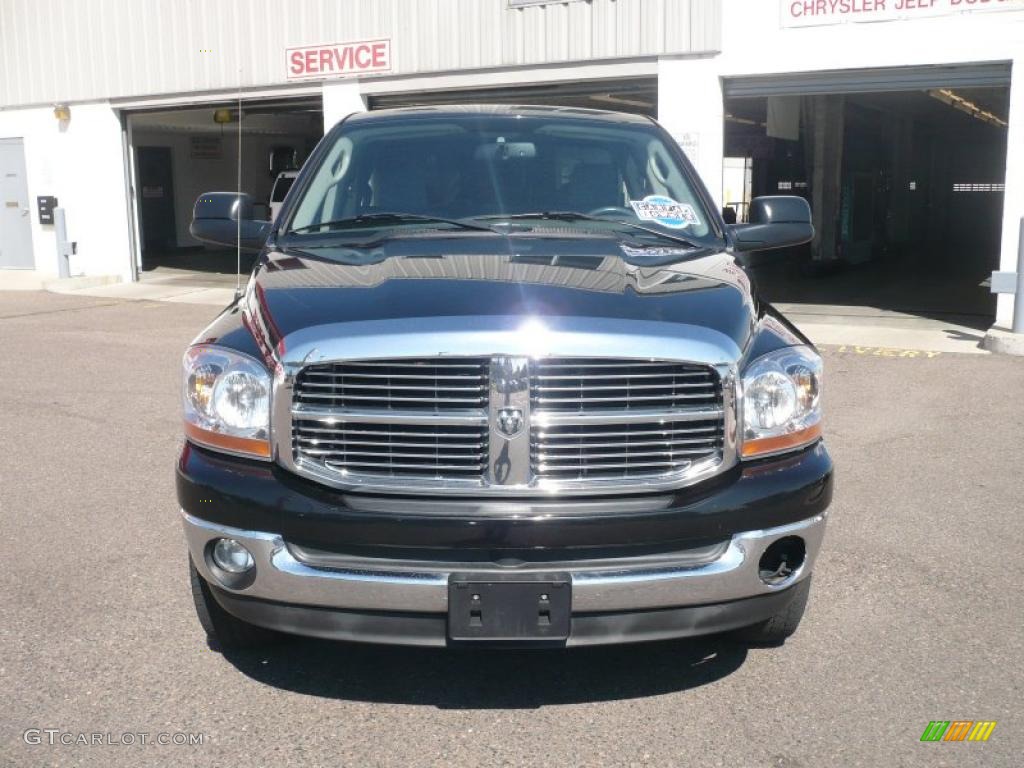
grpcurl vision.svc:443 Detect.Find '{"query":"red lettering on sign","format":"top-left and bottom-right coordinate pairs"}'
top-left (790, 0), bottom-right (896, 16)
top-left (372, 42), bottom-right (387, 68)
top-left (286, 39), bottom-right (392, 80)
top-left (355, 44), bottom-right (371, 68)
top-left (785, 0), bottom-right (1016, 25)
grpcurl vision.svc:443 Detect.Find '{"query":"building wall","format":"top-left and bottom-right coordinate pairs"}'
top-left (0, 0), bottom-right (721, 108)
top-left (323, 81), bottom-right (367, 132)
top-left (658, 57), bottom-right (725, 214)
top-left (0, 103), bottom-right (132, 280)
top-left (999, 61), bottom-right (1024, 328)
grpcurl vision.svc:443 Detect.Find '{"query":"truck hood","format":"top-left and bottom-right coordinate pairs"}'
top-left (238, 235), bottom-right (787, 368)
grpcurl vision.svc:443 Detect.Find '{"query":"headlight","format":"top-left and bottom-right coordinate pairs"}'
top-left (741, 345), bottom-right (822, 459)
top-left (182, 345), bottom-right (271, 459)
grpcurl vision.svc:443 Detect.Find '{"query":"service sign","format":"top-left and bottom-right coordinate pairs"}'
top-left (782, 0), bottom-right (1024, 28)
top-left (286, 38), bottom-right (391, 80)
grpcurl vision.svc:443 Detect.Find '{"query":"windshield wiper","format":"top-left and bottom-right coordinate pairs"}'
top-left (478, 211), bottom-right (702, 249)
top-left (287, 212), bottom-right (497, 235)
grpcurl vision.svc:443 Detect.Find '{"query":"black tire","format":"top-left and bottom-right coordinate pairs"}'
top-left (732, 577), bottom-right (812, 646)
top-left (189, 557), bottom-right (282, 650)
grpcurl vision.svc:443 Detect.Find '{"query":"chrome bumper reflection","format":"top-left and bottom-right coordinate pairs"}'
top-left (182, 511), bottom-right (827, 614)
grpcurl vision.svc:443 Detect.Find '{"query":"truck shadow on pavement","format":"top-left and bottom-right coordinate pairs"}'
top-left (220, 636), bottom-right (748, 708)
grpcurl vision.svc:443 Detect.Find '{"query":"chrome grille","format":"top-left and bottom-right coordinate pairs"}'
top-left (292, 420), bottom-right (488, 478)
top-left (294, 358), bottom-right (489, 411)
top-left (530, 358), bottom-right (719, 411)
top-left (292, 357), bottom-right (489, 481)
top-left (287, 354), bottom-right (729, 493)
top-left (532, 418), bottom-right (724, 480)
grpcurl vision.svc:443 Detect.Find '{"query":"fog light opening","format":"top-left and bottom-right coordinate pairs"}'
top-left (211, 538), bottom-right (255, 574)
top-left (758, 536), bottom-right (806, 586)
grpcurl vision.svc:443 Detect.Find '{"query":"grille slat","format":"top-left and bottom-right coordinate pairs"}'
top-left (532, 361), bottom-right (691, 369)
top-left (535, 392), bottom-right (715, 404)
top-left (534, 372), bottom-right (710, 380)
top-left (535, 382), bottom-right (714, 392)
top-left (299, 381), bottom-right (487, 392)
top-left (328, 460), bottom-right (488, 471)
top-left (304, 448), bottom-right (486, 460)
top-left (296, 425), bottom-right (483, 438)
top-left (302, 372), bottom-right (487, 381)
top-left (296, 392), bottom-right (487, 403)
top-left (538, 459), bottom-right (696, 471)
top-left (328, 362), bottom-right (484, 369)
top-left (534, 438), bottom-right (718, 450)
top-left (538, 448), bottom-right (716, 460)
top-left (298, 439), bottom-right (487, 450)
top-left (535, 426), bottom-right (719, 439)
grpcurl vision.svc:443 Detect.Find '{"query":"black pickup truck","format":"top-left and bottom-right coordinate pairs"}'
top-left (178, 105), bottom-right (832, 649)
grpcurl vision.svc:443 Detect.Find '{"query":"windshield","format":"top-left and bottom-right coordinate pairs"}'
top-left (286, 113), bottom-right (716, 242)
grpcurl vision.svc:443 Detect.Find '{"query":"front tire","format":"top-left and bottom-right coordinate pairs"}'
top-left (189, 558), bottom-right (282, 650)
top-left (732, 577), bottom-right (811, 646)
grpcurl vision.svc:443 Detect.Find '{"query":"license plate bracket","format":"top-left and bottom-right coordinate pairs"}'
top-left (448, 573), bottom-right (571, 643)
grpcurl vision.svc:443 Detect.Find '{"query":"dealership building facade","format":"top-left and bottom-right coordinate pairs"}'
top-left (1, 0), bottom-right (1023, 331)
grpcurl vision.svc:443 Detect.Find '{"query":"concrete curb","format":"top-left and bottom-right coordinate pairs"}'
top-left (0, 271), bottom-right (59, 290)
top-left (982, 327), bottom-right (1024, 356)
top-left (44, 274), bottom-right (122, 293)
top-left (34, 276), bottom-right (235, 307)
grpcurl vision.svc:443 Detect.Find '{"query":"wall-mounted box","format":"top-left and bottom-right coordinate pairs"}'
top-left (37, 195), bottom-right (58, 225)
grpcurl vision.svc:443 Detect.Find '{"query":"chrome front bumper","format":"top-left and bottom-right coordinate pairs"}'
top-left (183, 510), bottom-right (827, 615)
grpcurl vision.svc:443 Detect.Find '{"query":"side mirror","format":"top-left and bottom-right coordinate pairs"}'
top-left (190, 192), bottom-right (271, 252)
top-left (728, 196), bottom-right (814, 253)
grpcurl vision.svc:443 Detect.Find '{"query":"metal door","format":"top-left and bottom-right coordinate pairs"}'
top-left (0, 138), bottom-right (35, 269)
top-left (136, 146), bottom-right (177, 252)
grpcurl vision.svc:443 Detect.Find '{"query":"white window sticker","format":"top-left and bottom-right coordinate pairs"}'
top-left (629, 195), bottom-right (701, 229)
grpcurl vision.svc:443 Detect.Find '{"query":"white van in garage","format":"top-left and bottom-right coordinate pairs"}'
top-left (269, 170), bottom-right (299, 222)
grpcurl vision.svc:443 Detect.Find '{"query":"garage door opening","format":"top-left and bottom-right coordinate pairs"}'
top-left (724, 68), bottom-right (1010, 329)
top-left (127, 96), bottom-right (323, 280)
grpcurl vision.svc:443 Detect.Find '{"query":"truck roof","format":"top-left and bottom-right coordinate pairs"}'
top-left (342, 103), bottom-right (654, 126)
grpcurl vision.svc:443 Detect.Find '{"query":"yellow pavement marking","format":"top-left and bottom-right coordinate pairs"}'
top-left (830, 345), bottom-right (942, 358)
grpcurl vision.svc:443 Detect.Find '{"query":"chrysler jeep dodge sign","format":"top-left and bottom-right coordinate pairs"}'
top-left (286, 39), bottom-right (392, 80)
top-left (782, 0), bottom-right (1023, 27)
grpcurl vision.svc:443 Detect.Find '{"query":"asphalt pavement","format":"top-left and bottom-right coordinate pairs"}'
top-left (1, 290), bottom-right (1021, 768)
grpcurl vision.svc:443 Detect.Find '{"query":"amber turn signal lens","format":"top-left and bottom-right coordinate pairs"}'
top-left (184, 421), bottom-right (271, 459)
top-left (741, 422), bottom-right (822, 459)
